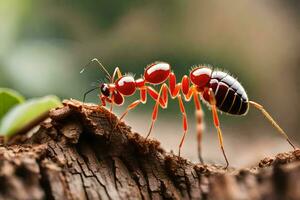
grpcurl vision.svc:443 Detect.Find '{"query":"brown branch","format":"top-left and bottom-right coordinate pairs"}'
top-left (0, 99), bottom-right (299, 200)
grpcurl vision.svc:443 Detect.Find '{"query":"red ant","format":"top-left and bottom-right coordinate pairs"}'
top-left (82, 58), bottom-right (296, 168)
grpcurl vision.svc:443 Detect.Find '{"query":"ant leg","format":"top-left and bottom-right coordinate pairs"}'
top-left (114, 85), bottom-right (168, 133)
top-left (208, 88), bottom-right (229, 168)
top-left (147, 86), bottom-right (167, 107)
top-left (145, 83), bottom-right (168, 139)
top-left (107, 93), bottom-right (116, 124)
top-left (181, 84), bottom-right (205, 163)
top-left (248, 101), bottom-right (296, 150)
top-left (140, 87), bottom-right (147, 104)
top-left (178, 94), bottom-right (188, 157)
top-left (100, 95), bottom-right (107, 106)
top-left (193, 91), bottom-right (204, 164)
top-left (113, 100), bottom-right (142, 130)
top-left (108, 67), bottom-right (122, 121)
top-left (169, 72), bottom-right (181, 98)
top-left (113, 88), bottom-right (148, 130)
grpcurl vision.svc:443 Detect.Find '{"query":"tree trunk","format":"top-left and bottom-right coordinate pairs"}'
top-left (0, 99), bottom-right (300, 200)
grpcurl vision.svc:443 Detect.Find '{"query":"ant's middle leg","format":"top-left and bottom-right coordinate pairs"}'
top-left (145, 83), bottom-right (190, 155)
top-left (148, 76), bottom-right (189, 156)
top-left (193, 91), bottom-right (204, 164)
top-left (182, 85), bottom-right (205, 163)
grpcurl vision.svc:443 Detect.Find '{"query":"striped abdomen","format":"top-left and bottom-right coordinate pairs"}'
top-left (204, 70), bottom-right (249, 115)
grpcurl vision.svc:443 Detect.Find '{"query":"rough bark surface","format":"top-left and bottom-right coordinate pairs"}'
top-left (0, 99), bottom-right (300, 200)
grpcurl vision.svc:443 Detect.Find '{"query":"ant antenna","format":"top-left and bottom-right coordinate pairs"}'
top-left (80, 58), bottom-right (112, 79)
top-left (83, 86), bottom-right (99, 103)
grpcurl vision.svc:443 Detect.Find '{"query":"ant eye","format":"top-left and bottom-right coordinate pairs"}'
top-left (100, 84), bottom-right (110, 97)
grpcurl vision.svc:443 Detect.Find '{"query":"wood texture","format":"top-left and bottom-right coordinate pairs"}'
top-left (0, 99), bottom-right (299, 200)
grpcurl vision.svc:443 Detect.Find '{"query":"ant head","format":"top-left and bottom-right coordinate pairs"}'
top-left (100, 82), bottom-right (124, 105)
top-left (100, 83), bottom-right (110, 97)
top-left (190, 66), bottom-right (212, 89)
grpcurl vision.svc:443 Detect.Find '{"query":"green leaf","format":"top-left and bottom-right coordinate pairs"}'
top-left (0, 95), bottom-right (62, 137)
top-left (0, 88), bottom-right (25, 121)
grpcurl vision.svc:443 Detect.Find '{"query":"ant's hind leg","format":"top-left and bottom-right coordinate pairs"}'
top-left (193, 91), bottom-right (204, 164)
top-left (248, 101), bottom-right (296, 150)
top-left (208, 88), bottom-right (229, 168)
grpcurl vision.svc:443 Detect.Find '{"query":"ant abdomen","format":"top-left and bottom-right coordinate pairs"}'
top-left (203, 70), bottom-right (249, 115)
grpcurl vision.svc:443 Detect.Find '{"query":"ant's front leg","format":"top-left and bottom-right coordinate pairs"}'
top-left (99, 95), bottom-right (113, 116)
top-left (106, 67), bottom-right (123, 122)
top-left (113, 85), bottom-right (169, 131)
top-left (112, 87), bottom-right (148, 130)
top-left (99, 94), bottom-right (110, 107)
top-left (113, 99), bottom-right (143, 130)
top-left (100, 95), bottom-right (123, 129)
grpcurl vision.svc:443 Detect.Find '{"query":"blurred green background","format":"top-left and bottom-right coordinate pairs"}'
top-left (1, 0), bottom-right (299, 167)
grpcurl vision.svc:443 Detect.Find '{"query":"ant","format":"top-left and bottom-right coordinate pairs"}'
top-left (82, 58), bottom-right (296, 168)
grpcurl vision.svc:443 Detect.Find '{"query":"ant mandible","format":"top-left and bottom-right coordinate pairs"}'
top-left (82, 58), bottom-right (296, 168)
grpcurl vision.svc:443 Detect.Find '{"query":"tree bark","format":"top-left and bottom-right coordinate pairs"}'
top-left (0, 99), bottom-right (300, 200)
